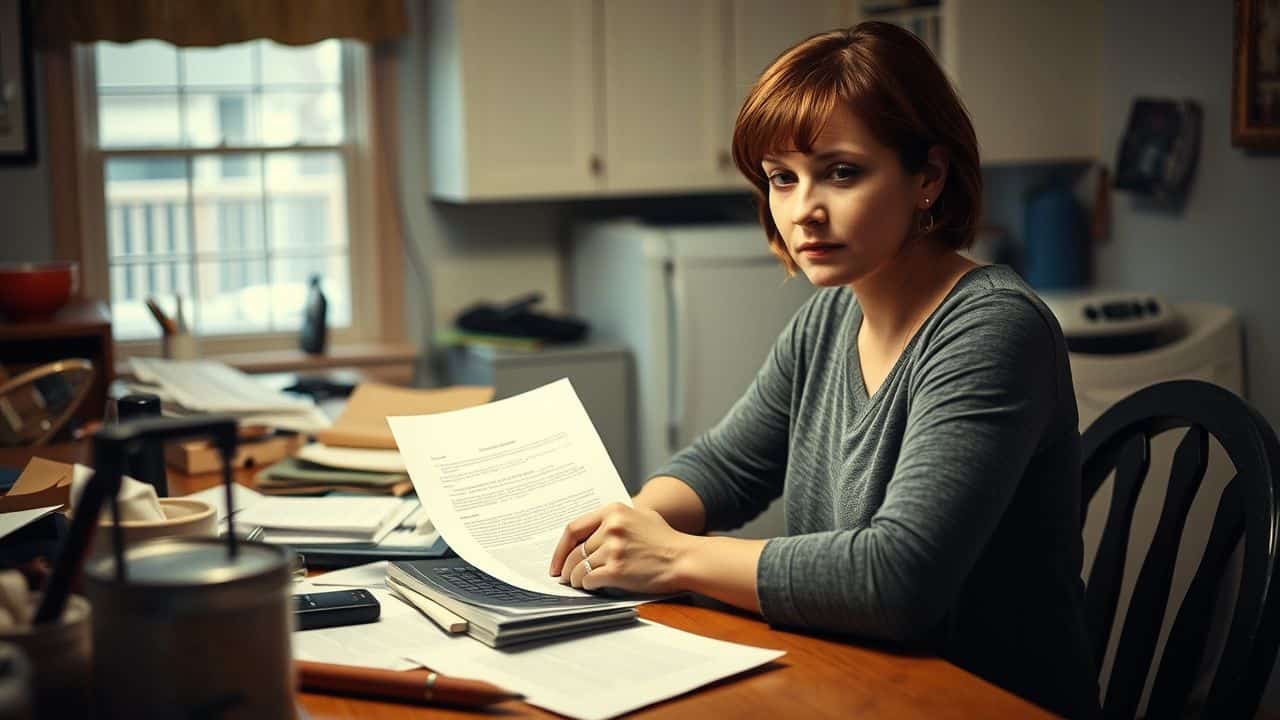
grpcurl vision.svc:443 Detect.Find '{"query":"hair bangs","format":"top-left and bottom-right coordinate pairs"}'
top-left (734, 66), bottom-right (845, 182)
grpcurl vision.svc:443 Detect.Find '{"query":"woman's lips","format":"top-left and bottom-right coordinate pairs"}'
top-left (796, 242), bottom-right (844, 258)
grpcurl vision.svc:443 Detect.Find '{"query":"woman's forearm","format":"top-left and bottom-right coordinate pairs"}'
top-left (632, 475), bottom-right (708, 535)
top-left (675, 535), bottom-right (767, 615)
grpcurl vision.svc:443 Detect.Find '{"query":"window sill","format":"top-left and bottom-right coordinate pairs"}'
top-left (118, 341), bottom-right (419, 383)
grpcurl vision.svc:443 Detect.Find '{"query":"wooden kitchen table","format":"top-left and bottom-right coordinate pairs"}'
top-left (0, 437), bottom-right (1057, 720)
top-left (158, 461), bottom-right (1059, 720)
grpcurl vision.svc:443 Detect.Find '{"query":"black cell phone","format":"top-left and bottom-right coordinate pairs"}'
top-left (292, 589), bottom-right (381, 631)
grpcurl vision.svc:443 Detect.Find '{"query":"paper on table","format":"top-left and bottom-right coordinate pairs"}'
top-left (295, 443), bottom-right (406, 473)
top-left (184, 483), bottom-right (265, 523)
top-left (388, 379), bottom-right (632, 598)
top-left (0, 506), bottom-right (62, 541)
top-left (308, 561), bottom-right (389, 588)
top-left (290, 588), bottom-right (469, 671)
top-left (316, 384), bottom-right (494, 450)
top-left (409, 620), bottom-right (785, 720)
top-left (238, 496), bottom-right (413, 535)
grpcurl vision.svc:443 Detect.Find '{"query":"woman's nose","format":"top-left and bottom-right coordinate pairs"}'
top-left (791, 183), bottom-right (827, 227)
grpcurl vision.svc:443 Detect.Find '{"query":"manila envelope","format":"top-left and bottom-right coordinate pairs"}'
top-left (314, 384), bottom-right (494, 450)
top-left (0, 456), bottom-right (72, 513)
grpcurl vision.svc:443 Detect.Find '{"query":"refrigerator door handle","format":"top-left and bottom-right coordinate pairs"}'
top-left (666, 259), bottom-right (689, 454)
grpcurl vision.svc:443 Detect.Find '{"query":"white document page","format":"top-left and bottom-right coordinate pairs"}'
top-left (410, 620), bottom-right (785, 720)
top-left (295, 443), bottom-right (406, 473)
top-left (238, 496), bottom-right (410, 535)
top-left (0, 506), bottom-right (62, 541)
top-left (388, 379), bottom-right (631, 597)
top-left (291, 587), bottom-right (471, 671)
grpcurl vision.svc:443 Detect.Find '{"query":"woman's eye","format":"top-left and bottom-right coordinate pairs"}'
top-left (829, 164), bottom-right (861, 181)
top-left (767, 171), bottom-right (796, 188)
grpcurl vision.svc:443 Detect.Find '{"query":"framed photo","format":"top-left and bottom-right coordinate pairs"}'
top-left (1234, 0), bottom-right (1280, 148)
top-left (0, 0), bottom-right (35, 165)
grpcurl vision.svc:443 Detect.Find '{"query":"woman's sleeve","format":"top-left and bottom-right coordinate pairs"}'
top-left (755, 292), bottom-right (1063, 641)
top-left (650, 292), bottom-right (820, 532)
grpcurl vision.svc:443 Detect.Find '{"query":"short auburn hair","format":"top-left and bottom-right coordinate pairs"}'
top-left (732, 22), bottom-right (982, 272)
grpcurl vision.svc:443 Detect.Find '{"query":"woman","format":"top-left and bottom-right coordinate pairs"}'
top-left (548, 23), bottom-right (1099, 718)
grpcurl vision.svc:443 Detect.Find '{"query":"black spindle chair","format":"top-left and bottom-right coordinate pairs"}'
top-left (1082, 380), bottom-right (1280, 719)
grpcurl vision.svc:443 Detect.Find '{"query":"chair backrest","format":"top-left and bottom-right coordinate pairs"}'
top-left (1081, 379), bottom-right (1280, 719)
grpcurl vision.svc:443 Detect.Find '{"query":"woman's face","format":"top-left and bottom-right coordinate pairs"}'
top-left (762, 108), bottom-right (929, 288)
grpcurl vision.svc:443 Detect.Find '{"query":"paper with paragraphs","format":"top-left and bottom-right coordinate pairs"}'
top-left (388, 379), bottom-right (630, 597)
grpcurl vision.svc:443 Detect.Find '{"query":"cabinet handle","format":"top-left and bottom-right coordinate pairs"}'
top-left (590, 155), bottom-right (603, 176)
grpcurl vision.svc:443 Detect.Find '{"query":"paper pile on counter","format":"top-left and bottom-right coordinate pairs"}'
top-left (128, 358), bottom-right (331, 433)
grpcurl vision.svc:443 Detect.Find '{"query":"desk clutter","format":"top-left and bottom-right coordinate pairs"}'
top-left (0, 374), bottom-right (784, 719)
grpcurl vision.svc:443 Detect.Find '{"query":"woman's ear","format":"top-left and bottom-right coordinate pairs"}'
top-left (918, 145), bottom-right (948, 207)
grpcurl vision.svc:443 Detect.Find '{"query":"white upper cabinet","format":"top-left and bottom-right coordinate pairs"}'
top-left (599, 1), bottom-right (727, 193)
top-left (425, 0), bottom-right (1102, 201)
top-left (941, 0), bottom-right (1102, 164)
top-left (725, 0), bottom-right (851, 183)
top-left (427, 0), bottom-right (599, 201)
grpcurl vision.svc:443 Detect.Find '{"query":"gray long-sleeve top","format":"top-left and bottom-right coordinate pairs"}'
top-left (654, 265), bottom-right (1100, 718)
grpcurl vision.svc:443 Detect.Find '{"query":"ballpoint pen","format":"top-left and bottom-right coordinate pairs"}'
top-left (296, 661), bottom-right (523, 707)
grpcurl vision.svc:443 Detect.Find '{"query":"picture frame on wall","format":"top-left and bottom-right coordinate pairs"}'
top-left (1234, 0), bottom-right (1280, 148)
top-left (0, 0), bottom-right (35, 165)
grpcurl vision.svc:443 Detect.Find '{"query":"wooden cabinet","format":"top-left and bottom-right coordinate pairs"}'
top-left (600, 1), bottom-right (726, 193)
top-left (856, 0), bottom-right (1102, 165)
top-left (426, 0), bottom-right (1101, 201)
top-left (427, 0), bottom-right (844, 201)
top-left (427, 0), bottom-right (600, 201)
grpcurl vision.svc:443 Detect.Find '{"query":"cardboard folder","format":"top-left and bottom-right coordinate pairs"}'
top-left (314, 384), bottom-right (494, 450)
top-left (0, 457), bottom-right (72, 513)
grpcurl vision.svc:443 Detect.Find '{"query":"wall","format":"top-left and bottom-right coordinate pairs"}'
top-left (1097, 0), bottom-right (1280, 428)
top-left (0, 55), bottom-right (52, 263)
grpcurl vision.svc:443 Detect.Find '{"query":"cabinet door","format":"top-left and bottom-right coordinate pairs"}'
top-left (726, 0), bottom-right (849, 183)
top-left (601, 1), bottom-right (727, 194)
top-left (454, 0), bottom-right (599, 199)
top-left (944, 0), bottom-right (1101, 164)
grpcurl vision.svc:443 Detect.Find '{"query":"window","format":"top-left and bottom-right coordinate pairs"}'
top-left (79, 39), bottom-right (372, 345)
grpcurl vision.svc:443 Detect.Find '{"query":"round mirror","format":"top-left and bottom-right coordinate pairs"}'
top-left (0, 359), bottom-right (95, 447)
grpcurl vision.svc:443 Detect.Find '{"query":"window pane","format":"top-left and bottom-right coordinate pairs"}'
top-left (192, 155), bottom-right (265, 256)
top-left (266, 153), bottom-right (347, 251)
top-left (182, 44), bottom-right (255, 87)
top-left (99, 94), bottom-right (181, 148)
top-left (270, 254), bottom-right (351, 331)
top-left (105, 157), bottom-right (191, 259)
top-left (96, 41), bottom-right (177, 88)
top-left (110, 262), bottom-right (194, 340)
top-left (261, 91), bottom-right (343, 145)
top-left (194, 259), bottom-right (272, 335)
top-left (185, 92), bottom-right (259, 147)
top-left (261, 40), bottom-right (341, 86)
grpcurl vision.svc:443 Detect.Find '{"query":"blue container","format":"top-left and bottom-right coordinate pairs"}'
top-left (1023, 184), bottom-right (1086, 290)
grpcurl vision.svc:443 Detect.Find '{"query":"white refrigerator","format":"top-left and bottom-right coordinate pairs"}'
top-left (572, 219), bottom-right (817, 538)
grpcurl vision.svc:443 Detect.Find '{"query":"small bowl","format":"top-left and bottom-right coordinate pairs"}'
top-left (0, 262), bottom-right (78, 322)
top-left (91, 498), bottom-right (217, 555)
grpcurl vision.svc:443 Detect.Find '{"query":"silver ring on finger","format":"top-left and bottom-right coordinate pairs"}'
top-left (582, 555), bottom-right (593, 573)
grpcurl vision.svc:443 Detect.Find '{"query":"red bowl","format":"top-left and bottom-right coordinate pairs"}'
top-left (0, 262), bottom-right (79, 322)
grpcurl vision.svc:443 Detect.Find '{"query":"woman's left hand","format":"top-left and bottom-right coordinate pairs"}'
top-left (548, 502), bottom-right (694, 594)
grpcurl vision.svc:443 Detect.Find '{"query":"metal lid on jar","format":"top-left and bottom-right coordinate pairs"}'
top-left (85, 537), bottom-right (290, 589)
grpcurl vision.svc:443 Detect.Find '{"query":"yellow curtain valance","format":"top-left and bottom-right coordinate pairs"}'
top-left (36, 0), bottom-right (407, 49)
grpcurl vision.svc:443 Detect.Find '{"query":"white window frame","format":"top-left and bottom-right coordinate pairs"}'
top-left (69, 40), bottom-right (384, 357)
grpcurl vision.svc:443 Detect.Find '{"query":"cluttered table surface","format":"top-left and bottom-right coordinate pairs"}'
top-left (0, 359), bottom-right (1057, 720)
top-left (147, 460), bottom-right (1052, 720)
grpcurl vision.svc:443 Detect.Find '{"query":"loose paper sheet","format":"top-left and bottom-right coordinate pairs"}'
top-left (290, 587), bottom-right (468, 671)
top-left (409, 620), bottom-right (785, 720)
top-left (388, 379), bottom-right (631, 597)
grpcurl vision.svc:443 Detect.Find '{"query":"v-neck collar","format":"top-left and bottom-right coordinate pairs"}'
top-left (846, 264), bottom-right (991, 410)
